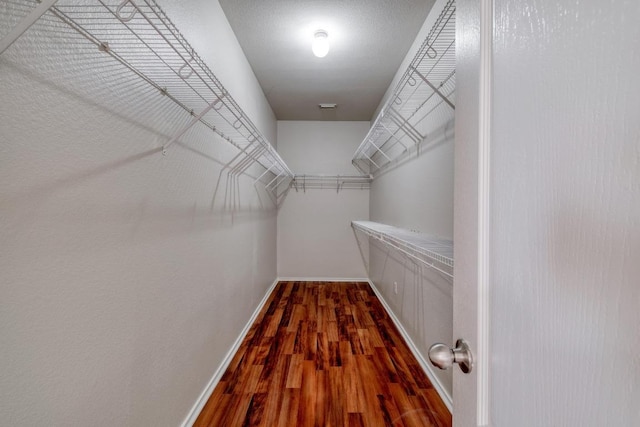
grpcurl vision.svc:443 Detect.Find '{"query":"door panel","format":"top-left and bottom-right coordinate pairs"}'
top-left (454, 0), bottom-right (640, 425)
top-left (489, 0), bottom-right (640, 425)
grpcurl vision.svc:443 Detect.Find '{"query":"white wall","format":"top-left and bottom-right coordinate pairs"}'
top-left (366, 0), bottom-right (455, 402)
top-left (277, 121), bottom-right (369, 278)
top-left (369, 122), bottom-right (454, 238)
top-left (0, 1), bottom-right (278, 425)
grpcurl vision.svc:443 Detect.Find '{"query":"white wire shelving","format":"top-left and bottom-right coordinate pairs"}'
top-left (0, 0), bottom-right (294, 206)
top-left (352, 220), bottom-right (453, 279)
top-left (291, 174), bottom-right (371, 193)
top-left (352, 0), bottom-right (456, 176)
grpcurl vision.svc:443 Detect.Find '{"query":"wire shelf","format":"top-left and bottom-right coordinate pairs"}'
top-left (352, 220), bottom-right (453, 278)
top-left (352, 0), bottom-right (456, 175)
top-left (292, 175), bottom-right (372, 192)
top-left (0, 0), bottom-right (294, 205)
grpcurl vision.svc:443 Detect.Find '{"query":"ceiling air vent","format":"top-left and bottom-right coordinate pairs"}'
top-left (318, 103), bottom-right (337, 109)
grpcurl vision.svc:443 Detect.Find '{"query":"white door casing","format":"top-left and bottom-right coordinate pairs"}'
top-left (453, 0), bottom-right (492, 425)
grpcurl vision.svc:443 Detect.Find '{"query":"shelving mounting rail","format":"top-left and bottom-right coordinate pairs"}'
top-left (0, 0), bottom-right (294, 205)
top-left (352, 220), bottom-right (453, 278)
top-left (292, 175), bottom-right (372, 192)
top-left (351, 0), bottom-right (456, 175)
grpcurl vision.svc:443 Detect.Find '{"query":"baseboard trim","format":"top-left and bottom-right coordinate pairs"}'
top-left (366, 279), bottom-right (453, 412)
top-left (180, 278), bottom-right (279, 427)
top-left (277, 277), bottom-right (370, 282)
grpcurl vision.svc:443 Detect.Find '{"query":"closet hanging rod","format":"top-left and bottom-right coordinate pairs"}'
top-left (292, 174), bottom-right (372, 192)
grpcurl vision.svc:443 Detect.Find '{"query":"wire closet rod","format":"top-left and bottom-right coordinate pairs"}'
top-left (292, 174), bottom-right (372, 193)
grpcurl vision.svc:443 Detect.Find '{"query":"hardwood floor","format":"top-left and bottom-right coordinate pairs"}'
top-left (194, 281), bottom-right (451, 427)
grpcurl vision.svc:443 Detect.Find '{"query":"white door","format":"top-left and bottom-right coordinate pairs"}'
top-left (451, 0), bottom-right (640, 426)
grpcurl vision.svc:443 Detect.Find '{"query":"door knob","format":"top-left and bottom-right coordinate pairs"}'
top-left (428, 339), bottom-right (473, 373)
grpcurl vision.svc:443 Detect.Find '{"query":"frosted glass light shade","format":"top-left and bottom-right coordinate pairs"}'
top-left (312, 31), bottom-right (329, 58)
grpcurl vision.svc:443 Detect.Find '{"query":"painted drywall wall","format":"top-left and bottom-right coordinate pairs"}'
top-left (487, 0), bottom-right (640, 425)
top-left (0, 1), bottom-right (279, 425)
top-left (277, 121), bottom-right (369, 278)
top-left (369, 124), bottom-right (454, 238)
top-left (366, 0), bottom-right (455, 401)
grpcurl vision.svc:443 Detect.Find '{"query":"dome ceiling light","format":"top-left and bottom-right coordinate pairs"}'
top-left (312, 30), bottom-right (329, 58)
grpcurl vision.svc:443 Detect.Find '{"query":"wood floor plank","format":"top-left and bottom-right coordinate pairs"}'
top-left (377, 393), bottom-right (405, 427)
top-left (341, 340), bottom-right (360, 414)
top-left (317, 331), bottom-right (330, 371)
top-left (281, 331), bottom-right (296, 355)
top-left (326, 319), bottom-right (340, 342)
top-left (420, 389), bottom-right (454, 427)
top-left (193, 281), bottom-right (451, 427)
top-left (194, 385), bottom-right (230, 426)
top-left (285, 353), bottom-right (304, 389)
top-left (355, 355), bottom-right (386, 426)
top-left (243, 393), bottom-right (266, 426)
top-left (315, 369), bottom-right (328, 427)
top-left (328, 366), bottom-right (346, 426)
top-left (348, 412), bottom-right (365, 427)
top-left (275, 388), bottom-right (300, 427)
top-left (298, 360), bottom-right (317, 427)
top-left (264, 308), bottom-right (284, 337)
top-left (256, 354), bottom-right (290, 424)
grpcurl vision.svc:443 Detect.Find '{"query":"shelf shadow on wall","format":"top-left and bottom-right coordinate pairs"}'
top-left (0, 60), bottom-right (187, 147)
top-left (209, 148), bottom-right (290, 215)
top-left (372, 119), bottom-right (455, 180)
top-left (1, 60), bottom-right (281, 217)
top-left (367, 238), bottom-right (453, 297)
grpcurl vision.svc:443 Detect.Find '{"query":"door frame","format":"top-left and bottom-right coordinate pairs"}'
top-left (453, 0), bottom-right (492, 425)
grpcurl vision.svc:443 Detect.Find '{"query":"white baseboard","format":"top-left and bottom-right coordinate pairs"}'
top-left (366, 279), bottom-right (453, 412)
top-left (180, 278), bottom-right (279, 427)
top-left (277, 277), bottom-right (370, 282)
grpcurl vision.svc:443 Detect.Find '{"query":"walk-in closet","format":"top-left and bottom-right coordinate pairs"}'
top-left (2, 0), bottom-right (638, 426)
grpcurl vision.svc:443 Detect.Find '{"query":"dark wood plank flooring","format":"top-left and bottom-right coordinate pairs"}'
top-left (194, 281), bottom-right (451, 427)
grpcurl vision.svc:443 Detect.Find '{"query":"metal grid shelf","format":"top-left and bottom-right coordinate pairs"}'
top-left (352, 220), bottom-right (453, 278)
top-left (292, 175), bottom-right (372, 192)
top-left (352, 0), bottom-right (456, 175)
top-left (1, 0), bottom-right (294, 205)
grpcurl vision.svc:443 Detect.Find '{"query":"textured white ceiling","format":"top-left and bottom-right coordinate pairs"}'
top-left (219, 0), bottom-right (436, 121)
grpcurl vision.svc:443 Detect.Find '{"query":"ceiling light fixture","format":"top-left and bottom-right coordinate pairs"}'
top-left (312, 30), bottom-right (329, 58)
